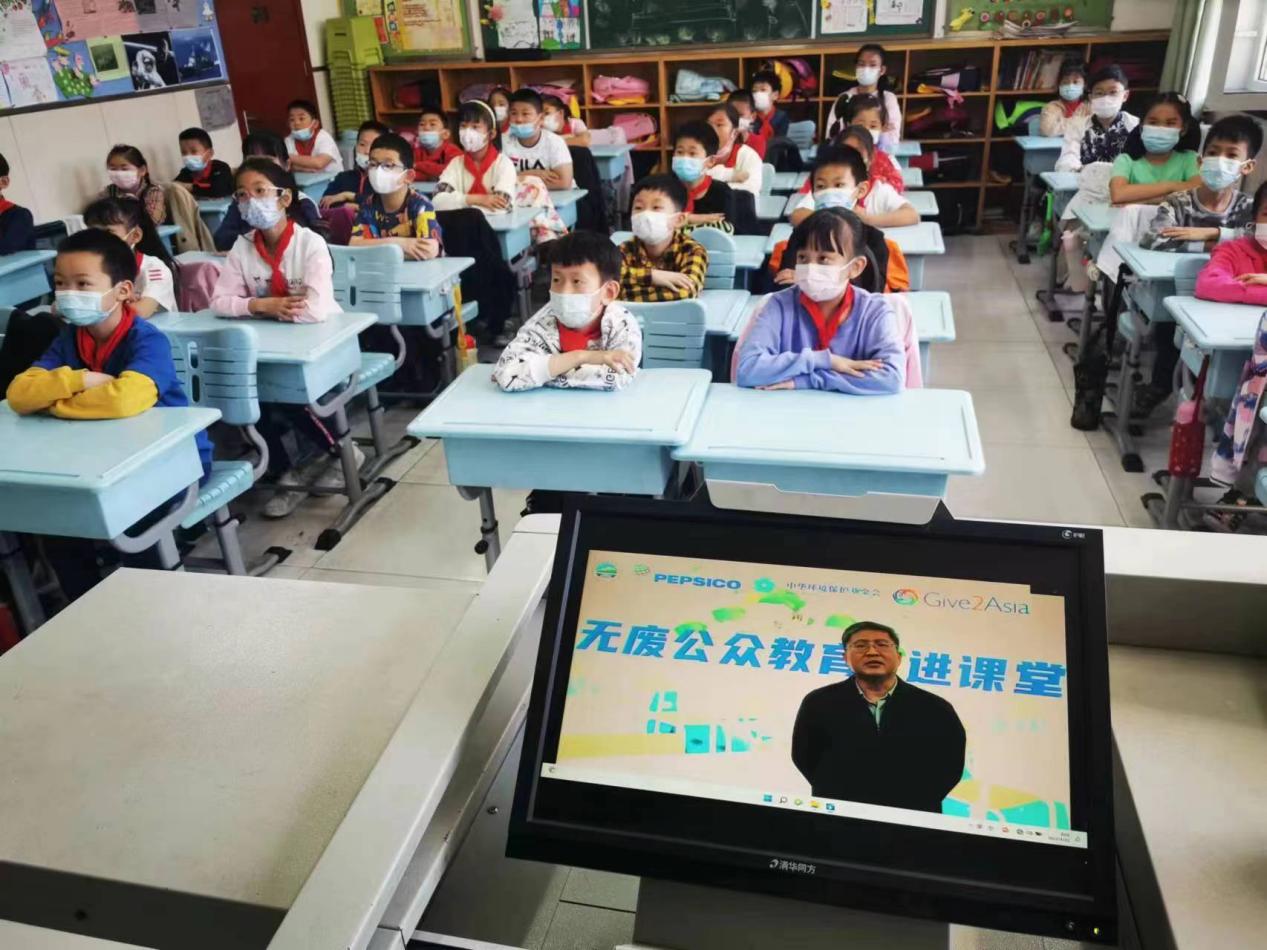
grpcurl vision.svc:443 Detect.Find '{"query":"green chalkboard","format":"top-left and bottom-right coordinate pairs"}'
top-left (587, 1), bottom-right (815, 50)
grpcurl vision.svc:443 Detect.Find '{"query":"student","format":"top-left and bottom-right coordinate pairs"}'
top-left (671, 120), bottom-right (737, 230)
top-left (788, 144), bottom-right (916, 229)
top-left (100, 144), bottom-right (166, 227)
top-left (284, 98), bottom-right (344, 173)
top-left (174, 127), bottom-right (233, 199)
top-left (1194, 181), bottom-right (1267, 306)
top-left (492, 230), bottom-right (641, 392)
top-left (488, 86), bottom-right (512, 135)
top-left (826, 44), bottom-right (902, 144)
top-left (215, 131), bottom-right (324, 250)
top-left (542, 94), bottom-right (590, 148)
top-left (413, 106), bottom-right (462, 182)
top-left (838, 123), bottom-right (905, 195)
top-left (432, 100), bottom-right (517, 211)
top-left (726, 89), bottom-right (768, 159)
top-left (1040, 61), bottom-right (1092, 139)
top-left (1055, 65), bottom-right (1139, 173)
top-left (0, 152), bottom-right (34, 254)
top-left (503, 88), bottom-right (574, 189)
top-left (1109, 93), bottom-right (1201, 206)
top-left (704, 102), bottom-right (763, 197)
top-left (82, 196), bottom-right (177, 317)
top-left (750, 70), bottom-right (789, 139)
top-left (831, 93), bottom-right (899, 160)
top-left (321, 120), bottom-right (387, 209)
top-left (619, 174), bottom-right (708, 302)
top-left (347, 132), bottom-right (443, 260)
top-left (735, 209), bottom-right (904, 394)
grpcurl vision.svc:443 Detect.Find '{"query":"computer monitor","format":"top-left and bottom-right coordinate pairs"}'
top-left (509, 497), bottom-right (1115, 942)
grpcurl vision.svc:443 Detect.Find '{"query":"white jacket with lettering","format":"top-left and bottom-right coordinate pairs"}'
top-left (492, 302), bottom-right (643, 392)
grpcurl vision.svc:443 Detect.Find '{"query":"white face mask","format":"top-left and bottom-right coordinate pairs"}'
top-left (737, 116), bottom-right (753, 132)
top-left (1090, 94), bottom-right (1124, 120)
top-left (108, 169), bottom-right (139, 190)
top-left (459, 127), bottom-right (488, 152)
top-left (795, 262), bottom-right (853, 302)
top-left (368, 166), bottom-right (405, 194)
top-left (1256, 222), bottom-right (1267, 249)
top-left (631, 210), bottom-right (674, 245)
top-left (493, 105), bottom-right (509, 123)
top-left (241, 195), bottom-right (284, 230)
top-left (856, 65), bottom-right (881, 87)
top-left (551, 289), bottom-right (600, 329)
top-left (752, 90), bottom-right (772, 112)
top-left (867, 126), bottom-right (881, 143)
top-left (354, 152), bottom-right (370, 169)
top-left (543, 114), bottom-right (563, 133)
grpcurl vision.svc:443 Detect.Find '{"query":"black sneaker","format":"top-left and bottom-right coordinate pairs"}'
top-left (1130, 384), bottom-right (1169, 420)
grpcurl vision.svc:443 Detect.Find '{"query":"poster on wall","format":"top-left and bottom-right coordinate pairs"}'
top-left (47, 39), bottom-right (99, 99)
top-left (820, 0), bottom-right (867, 34)
top-left (0, 1), bottom-right (48, 62)
top-left (384, 0), bottom-right (467, 54)
top-left (122, 30), bottom-right (179, 90)
top-left (481, 0), bottom-right (582, 52)
top-left (2, 54), bottom-right (58, 106)
top-left (172, 26), bottom-right (221, 83)
top-left (57, 0), bottom-right (140, 40)
top-left (33, 0), bottom-right (66, 46)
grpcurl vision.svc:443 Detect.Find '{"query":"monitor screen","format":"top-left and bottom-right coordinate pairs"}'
top-left (509, 498), bottom-right (1115, 942)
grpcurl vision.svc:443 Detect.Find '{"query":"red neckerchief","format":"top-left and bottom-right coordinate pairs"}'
top-left (720, 142), bottom-right (740, 170)
top-left (464, 146), bottom-right (500, 196)
top-left (190, 160), bottom-right (213, 190)
top-left (1062, 99), bottom-right (1082, 118)
top-left (252, 219), bottom-right (297, 297)
top-left (685, 177), bottom-right (712, 213)
top-left (135, 250), bottom-right (144, 271)
top-left (293, 127), bottom-right (317, 156)
top-left (800, 285), bottom-right (855, 350)
top-left (557, 319), bottom-right (602, 353)
top-left (0, 198), bottom-right (15, 215)
top-left (76, 303), bottom-right (136, 373)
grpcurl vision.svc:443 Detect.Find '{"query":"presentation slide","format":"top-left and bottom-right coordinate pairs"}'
top-left (547, 550), bottom-right (1084, 848)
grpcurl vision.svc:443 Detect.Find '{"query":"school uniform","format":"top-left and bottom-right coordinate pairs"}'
top-left (707, 142), bottom-right (763, 196)
top-left (135, 251), bottom-right (177, 312)
top-left (174, 159), bottom-right (234, 199)
top-left (792, 180), bottom-right (911, 218)
top-left (492, 302), bottom-right (642, 392)
top-left (0, 198), bottom-right (34, 254)
top-left (734, 284), bottom-right (905, 394)
top-left (209, 221), bottom-right (340, 323)
top-left (754, 108), bottom-right (790, 139)
top-left (432, 149), bottom-right (518, 210)
top-left (619, 231), bottom-right (709, 302)
top-left (285, 127), bottom-right (344, 173)
top-left (7, 308), bottom-right (212, 470)
top-left (413, 140), bottom-right (463, 181)
top-left (502, 128), bottom-right (572, 174)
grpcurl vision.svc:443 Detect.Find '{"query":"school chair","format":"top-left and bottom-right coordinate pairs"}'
top-left (61, 215), bottom-right (85, 236)
top-left (622, 300), bottom-right (707, 369)
top-left (1171, 256), bottom-right (1208, 394)
top-left (164, 323), bottom-right (285, 576)
top-left (328, 244), bottom-right (419, 479)
top-left (786, 120), bottom-right (816, 152)
top-left (690, 226), bottom-right (740, 289)
top-left (756, 163), bottom-right (785, 222)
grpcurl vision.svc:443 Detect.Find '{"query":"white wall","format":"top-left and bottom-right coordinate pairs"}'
top-left (0, 88), bottom-right (243, 225)
top-left (1112, 0), bottom-right (1179, 31)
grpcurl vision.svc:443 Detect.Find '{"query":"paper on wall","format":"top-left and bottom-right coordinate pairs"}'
top-left (58, 0), bottom-right (140, 40)
top-left (2, 55), bottom-right (59, 108)
top-left (385, 0), bottom-right (466, 52)
top-left (355, 0), bottom-right (384, 15)
top-left (875, 0), bottom-right (924, 26)
top-left (0, 71), bottom-right (11, 109)
top-left (0, 4), bottom-right (48, 62)
top-left (820, 0), bottom-right (867, 35)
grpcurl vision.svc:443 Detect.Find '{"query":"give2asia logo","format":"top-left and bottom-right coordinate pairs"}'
top-left (892, 588), bottom-right (1031, 615)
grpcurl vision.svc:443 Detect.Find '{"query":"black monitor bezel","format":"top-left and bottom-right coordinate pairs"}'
top-left (508, 496), bottom-right (1115, 942)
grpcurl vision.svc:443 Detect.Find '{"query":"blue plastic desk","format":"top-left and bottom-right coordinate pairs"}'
top-left (1164, 295), bottom-right (1260, 399)
top-left (150, 310), bottom-right (376, 405)
top-left (881, 222), bottom-right (944, 290)
top-left (1117, 243), bottom-right (1209, 321)
top-left (196, 197), bottom-right (232, 232)
top-left (699, 288), bottom-right (751, 377)
top-left (893, 141), bottom-right (922, 158)
top-left (157, 224), bottom-right (180, 256)
top-left (765, 222), bottom-right (792, 255)
top-left (400, 257), bottom-right (475, 327)
top-left (413, 181), bottom-right (438, 195)
top-left (672, 384), bottom-right (984, 524)
top-left (906, 290), bottom-right (956, 381)
top-left (1013, 137), bottom-right (1064, 263)
top-left (294, 170), bottom-right (337, 203)
top-left (589, 144), bottom-right (632, 182)
top-left (550, 187), bottom-right (588, 229)
top-left (729, 295), bottom-right (768, 343)
top-left (0, 249), bottom-right (55, 306)
top-left (1074, 202), bottom-right (1111, 235)
top-left (483, 207), bottom-right (538, 262)
top-left (902, 166), bottom-right (924, 188)
top-left (1036, 171), bottom-right (1083, 317)
top-left (779, 190), bottom-right (938, 220)
top-left (1040, 170), bottom-right (1079, 195)
top-left (610, 232), bottom-right (768, 274)
top-left (769, 171), bottom-right (809, 194)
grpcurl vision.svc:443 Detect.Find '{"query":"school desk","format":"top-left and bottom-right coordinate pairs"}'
top-left (1035, 171), bottom-right (1083, 320)
top-left (0, 546), bottom-right (553, 950)
top-left (0, 248), bottom-right (55, 307)
top-left (412, 181), bottom-right (438, 195)
top-left (763, 221), bottom-right (943, 288)
top-left (1164, 295), bottom-right (1261, 400)
top-left (798, 142), bottom-right (921, 166)
top-left (906, 290), bottom-right (956, 380)
top-left (699, 288), bottom-right (752, 376)
top-left (294, 169), bottom-right (338, 203)
top-left (482, 206), bottom-right (539, 263)
top-left (406, 365), bottom-right (711, 568)
top-left (589, 143), bottom-right (633, 181)
top-left (769, 171), bottom-right (809, 194)
top-left (901, 166), bottom-right (924, 188)
top-left (672, 384), bottom-right (984, 525)
top-left (549, 186), bottom-right (588, 229)
top-left (0, 404), bottom-right (219, 632)
top-left (400, 256), bottom-right (476, 327)
top-left (1012, 135), bottom-right (1064, 263)
top-left (779, 190), bottom-right (938, 220)
top-left (196, 197), bottom-right (232, 232)
top-left (156, 223), bottom-right (180, 256)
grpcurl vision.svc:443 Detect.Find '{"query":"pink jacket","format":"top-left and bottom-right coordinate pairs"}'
top-left (1196, 237), bottom-right (1267, 306)
top-left (209, 225), bottom-right (340, 323)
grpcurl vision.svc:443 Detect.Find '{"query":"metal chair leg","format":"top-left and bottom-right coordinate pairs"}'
top-left (212, 506), bottom-right (249, 576)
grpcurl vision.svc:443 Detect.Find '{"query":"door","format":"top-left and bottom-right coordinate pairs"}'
top-left (217, 0), bottom-right (319, 138)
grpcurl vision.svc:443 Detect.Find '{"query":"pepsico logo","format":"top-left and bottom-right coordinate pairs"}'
top-left (892, 589), bottom-right (919, 606)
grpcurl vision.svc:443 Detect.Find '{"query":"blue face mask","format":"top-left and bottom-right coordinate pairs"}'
top-left (814, 187), bottom-right (858, 211)
top-left (182, 154), bottom-right (207, 172)
top-left (1140, 124), bottom-right (1181, 154)
top-left (291, 125), bottom-right (314, 142)
top-left (55, 289), bottom-right (116, 327)
top-left (1200, 156), bottom-right (1245, 191)
top-left (417, 131), bottom-right (441, 150)
top-left (510, 122), bottom-right (537, 140)
top-left (241, 195), bottom-right (285, 231)
top-left (1058, 82), bottom-right (1084, 102)
top-left (672, 155), bottom-right (705, 183)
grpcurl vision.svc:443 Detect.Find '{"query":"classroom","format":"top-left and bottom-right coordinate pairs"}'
top-left (0, 0), bottom-right (1264, 948)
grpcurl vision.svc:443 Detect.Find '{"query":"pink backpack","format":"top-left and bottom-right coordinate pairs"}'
top-left (591, 74), bottom-right (651, 103)
top-left (610, 112), bottom-right (657, 145)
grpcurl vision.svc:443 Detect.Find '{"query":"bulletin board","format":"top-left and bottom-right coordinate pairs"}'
top-left (481, 1), bottom-right (584, 54)
top-left (0, 0), bottom-right (227, 116)
top-left (944, 1), bottom-right (1113, 34)
top-left (819, 0), bottom-right (935, 39)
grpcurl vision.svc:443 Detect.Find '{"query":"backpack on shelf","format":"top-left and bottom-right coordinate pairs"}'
top-left (672, 69), bottom-right (737, 103)
top-left (911, 65), bottom-right (982, 93)
top-left (591, 75), bottom-right (651, 105)
top-left (761, 58), bottom-right (818, 101)
top-left (610, 112), bottom-right (657, 146)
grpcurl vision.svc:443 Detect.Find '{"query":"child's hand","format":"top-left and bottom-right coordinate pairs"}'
top-left (399, 237), bottom-right (439, 260)
top-left (590, 349), bottom-right (637, 374)
top-left (651, 269), bottom-right (696, 291)
top-left (1233, 273), bottom-right (1267, 286)
top-left (703, 156), bottom-right (720, 170)
top-left (1160, 226), bottom-right (1219, 242)
top-left (319, 192), bottom-right (353, 209)
top-left (81, 371), bottom-right (114, 390)
top-left (252, 295), bottom-right (307, 320)
top-left (756, 379), bottom-right (795, 390)
top-left (829, 355), bottom-right (884, 377)
top-left (773, 269), bottom-right (796, 286)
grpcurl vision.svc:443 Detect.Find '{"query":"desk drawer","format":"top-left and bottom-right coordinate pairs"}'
top-left (444, 438), bottom-right (675, 496)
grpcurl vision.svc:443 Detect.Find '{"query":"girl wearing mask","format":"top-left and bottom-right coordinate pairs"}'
top-left (825, 45), bottom-right (902, 145)
top-left (542, 95), bottom-right (590, 148)
top-left (82, 195), bottom-right (177, 317)
top-left (215, 131), bottom-right (324, 250)
top-left (1040, 61), bottom-right (1092, 138)
top-left (488, 86), bottom-right (512, 136)
top-left (1108, 93), bottom-right (1201, 206)
top-left (100, 144), bottom-right (166, 226)
top-left (736, 208), bottom-right (905, 394)
top-left (704, 102), bottom-right (764, 196)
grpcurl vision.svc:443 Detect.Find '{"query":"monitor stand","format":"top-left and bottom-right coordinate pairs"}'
top-left (626, 878), bottom-right (950, 950)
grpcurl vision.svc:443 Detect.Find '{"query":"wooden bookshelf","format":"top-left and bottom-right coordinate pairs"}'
top-left (367, 30), bottom-right (1168, 229)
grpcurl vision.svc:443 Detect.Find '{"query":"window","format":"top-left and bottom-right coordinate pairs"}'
top-left (1198, 0), bottom-right (1267, 112)
top-left (1222, 0), bottom-right (1267, 92)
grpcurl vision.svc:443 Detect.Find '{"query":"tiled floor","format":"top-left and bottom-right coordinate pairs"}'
top-left (193, 233), bottom-right (1178, 949)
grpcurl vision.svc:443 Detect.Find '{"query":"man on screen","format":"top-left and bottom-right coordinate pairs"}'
top-left (790, 622), bottom-right (966, 814)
